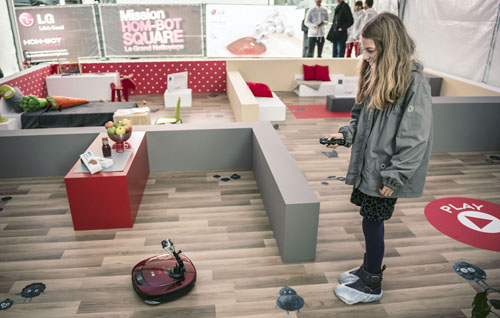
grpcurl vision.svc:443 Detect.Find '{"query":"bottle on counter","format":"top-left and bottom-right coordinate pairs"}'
top-left (102, 137), bottom-right (111, 157)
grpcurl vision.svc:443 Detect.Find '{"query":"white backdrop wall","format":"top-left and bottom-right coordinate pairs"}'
top-left (0, 0), bottom-right (20, 77)
top-left (116, 0), bottom-right (269, 4)
top-left (373, 0), bottom-right (398, 15)
top-left (404, 0), bottom-right (498, 84)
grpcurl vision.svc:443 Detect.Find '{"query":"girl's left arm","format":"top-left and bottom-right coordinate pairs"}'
top-left (380, 80), bottom-right (432, 190)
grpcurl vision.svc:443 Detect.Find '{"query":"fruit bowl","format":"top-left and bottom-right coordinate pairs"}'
top-left (108, 132), bottom-right (132, 153)
top-left (108, 131), bottom-right (131, 143)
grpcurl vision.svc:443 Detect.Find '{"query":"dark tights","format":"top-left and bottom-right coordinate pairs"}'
top-left (362, 217), bottom-right (385, 274)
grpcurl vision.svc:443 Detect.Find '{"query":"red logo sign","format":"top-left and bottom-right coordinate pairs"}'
top-left (425, 197), bottom-right (500, 252)
top-left (19, 12), bottom-right (34, 27)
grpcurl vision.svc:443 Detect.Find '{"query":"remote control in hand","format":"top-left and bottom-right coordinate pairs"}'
top-left (319, 137), bottom-right (346, 146)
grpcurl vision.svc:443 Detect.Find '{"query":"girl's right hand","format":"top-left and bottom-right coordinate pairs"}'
top-left (325, 133), bottom-right (344, 149)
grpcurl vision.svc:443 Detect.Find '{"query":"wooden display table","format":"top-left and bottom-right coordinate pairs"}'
top-left (64, 131), bottom-right (149, 230)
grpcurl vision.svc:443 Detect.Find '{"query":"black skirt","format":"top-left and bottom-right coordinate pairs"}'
top-left (350, 187), bottom-right (397, 222)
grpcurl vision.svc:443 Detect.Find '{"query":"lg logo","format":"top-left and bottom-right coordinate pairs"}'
top-left (210, 9), bottom-right (225, 15)
top-left (18, 12), bottom-right (55, 27)
top-left (19, 12), bottom-right (34, 27)
top-left (37, 13), bottom-right (55, 25)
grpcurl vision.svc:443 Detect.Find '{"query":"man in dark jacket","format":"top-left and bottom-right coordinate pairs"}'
top-left (327, 0), bottom-right (354, 57)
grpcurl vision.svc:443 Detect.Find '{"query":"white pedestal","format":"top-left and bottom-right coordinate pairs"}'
top-left (256, 92), bottom-right (286, 122)
top-left (46, 73), bottom-right (120, 101)
top-left (164, 89), bottom-right (192, 108)
top-left (0, 118), bottom-right (19, 130)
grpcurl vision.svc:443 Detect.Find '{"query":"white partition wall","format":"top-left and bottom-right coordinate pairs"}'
top-left (404, 0), bottom-right (498, 83)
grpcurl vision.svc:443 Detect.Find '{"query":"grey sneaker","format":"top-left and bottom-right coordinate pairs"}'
top-left (338, 254), bottom-right (365, 284)
top-left (338, 266), bottom-right (363, 284)
top-left (335, 265), bottom-right (386, 305)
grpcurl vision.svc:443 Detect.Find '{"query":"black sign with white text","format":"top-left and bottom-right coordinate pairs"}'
top-left (15, 5), bottom-right (100, 61)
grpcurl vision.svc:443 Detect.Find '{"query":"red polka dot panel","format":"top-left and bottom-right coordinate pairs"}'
top-left (81, 61), bottom-right (227, 94)
top-left (2, 66), bottom-right (52, 97)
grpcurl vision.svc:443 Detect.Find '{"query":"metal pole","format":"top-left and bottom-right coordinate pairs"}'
top-left (398, 0), bottom-right (407, 21)
top-left (482, 1), bottom-right (500, 84)
top-left (6, 0), bottom-right (23, 72)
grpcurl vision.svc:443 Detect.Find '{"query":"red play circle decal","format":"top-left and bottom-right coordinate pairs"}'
top-left (425, 197), bottom-right (500, 252)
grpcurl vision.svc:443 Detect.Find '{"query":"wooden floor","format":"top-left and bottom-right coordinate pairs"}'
top-left (0, 92), bottom-right (499, 317)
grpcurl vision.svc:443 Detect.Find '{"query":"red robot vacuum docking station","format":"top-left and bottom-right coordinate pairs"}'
top-left (132, 239), bottom-right (197, 305)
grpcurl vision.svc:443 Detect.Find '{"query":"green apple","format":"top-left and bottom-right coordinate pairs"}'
top-left (107, 127), bottom-right (116, 135)
top-left (114, 121), bottom-right (124, 128)
top-left (116, 126), bottom-right (126, 135)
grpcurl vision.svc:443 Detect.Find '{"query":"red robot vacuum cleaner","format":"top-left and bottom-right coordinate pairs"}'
top-left (132, 239), bottom-right (196, 305)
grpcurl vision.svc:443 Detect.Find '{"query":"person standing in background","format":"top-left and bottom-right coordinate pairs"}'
top-left (302, 9), bottom-right (310, 57)
top-left (305, 0), bottom-right (329, 58)
top-left (346, 1), bottom-right (365, 58)
top-left (327, 0), bottom-right (354, 58)
top-left (363, 0), bottom-right (378, 26)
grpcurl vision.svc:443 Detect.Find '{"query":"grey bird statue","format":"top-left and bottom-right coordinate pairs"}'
top-left (276, 285), bottom-right (306, 317)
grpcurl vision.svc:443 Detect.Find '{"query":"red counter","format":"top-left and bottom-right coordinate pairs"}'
top-left (64, 131), bottom-right (149, 230)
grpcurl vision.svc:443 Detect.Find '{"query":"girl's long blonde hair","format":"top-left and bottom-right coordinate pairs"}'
top-left (356, 13), bottom-right (415, 110)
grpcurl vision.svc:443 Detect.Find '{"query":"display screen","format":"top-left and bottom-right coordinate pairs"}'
top-left (206, 5), bottom-right (304, 57)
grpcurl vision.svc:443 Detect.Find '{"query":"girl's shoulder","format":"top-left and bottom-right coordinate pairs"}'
top-left (410, 61), bottom-right (426, 83)
top-left (407, 61), bottom-right (430, 95)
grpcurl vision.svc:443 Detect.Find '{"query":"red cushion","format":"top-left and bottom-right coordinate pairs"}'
top-left (303, 64), bottom-right (316, 81)
top-left (246, 82), bottom-right (273, 98)
top-left (315, 65), bottom-right (331, 81)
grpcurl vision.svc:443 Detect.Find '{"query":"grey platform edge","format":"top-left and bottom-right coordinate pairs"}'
top-left (424, 74), bottom-right (443, 97)
top-left (326, 96), bottom-right (355, 112)
top-left (0, 122), bottom-right (320, 263)
top-left (252, 123), bottom-right (320, 263)
top-left (325, 74), bottom-right (443, 113)
top-left (431, 96), bottom-right (500, 152)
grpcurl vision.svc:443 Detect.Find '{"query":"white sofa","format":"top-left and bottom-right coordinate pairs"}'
top-left (294, 74), bottom-right (344, 97)
top-left (227, 71), bottom-right (286, 122)
top-left (256, 92), bottom-right (286, 121)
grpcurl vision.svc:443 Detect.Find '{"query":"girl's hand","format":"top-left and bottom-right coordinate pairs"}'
top-left (325, 133), bottom-right (344, 149)
top-left (379, 186), bottom-right (394, 197)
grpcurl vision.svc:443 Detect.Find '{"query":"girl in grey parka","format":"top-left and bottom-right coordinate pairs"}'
top-left (326, 13), bottom-right (433, 305)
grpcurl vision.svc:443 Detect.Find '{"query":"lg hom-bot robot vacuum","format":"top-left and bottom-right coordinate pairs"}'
top-left (132, 239), bottom-right (196, 305)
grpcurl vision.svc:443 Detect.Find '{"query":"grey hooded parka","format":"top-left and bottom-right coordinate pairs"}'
top-left (339, 61), bottom-right (433, 198)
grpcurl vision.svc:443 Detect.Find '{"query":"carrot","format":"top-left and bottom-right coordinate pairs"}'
top-left (47, 96), bottom-right (89, 111)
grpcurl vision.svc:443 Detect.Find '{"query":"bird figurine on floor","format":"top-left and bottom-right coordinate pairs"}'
top-left (276, 285), bottom-right (306, 317)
